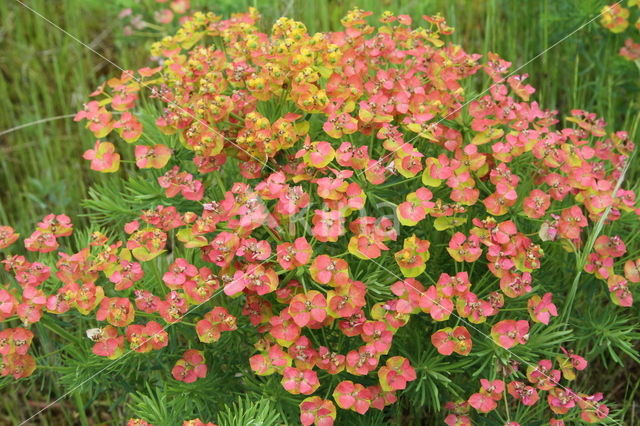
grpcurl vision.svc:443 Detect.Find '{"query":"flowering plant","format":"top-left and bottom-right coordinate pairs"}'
top-left (1, 7), bottom-right (638, 425)
top-left (600, 1), bottom-right (640, 61)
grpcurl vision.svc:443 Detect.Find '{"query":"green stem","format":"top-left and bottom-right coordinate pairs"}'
top-left (73, 392), bottom-right (90, 426)
top-left (562, 148), bottom-right (636, 325)
top-left (503, 385), bottom-right (511, 423)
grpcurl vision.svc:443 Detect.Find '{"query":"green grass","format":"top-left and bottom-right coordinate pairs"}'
top-left (0, 0), bottom-right (639, 424)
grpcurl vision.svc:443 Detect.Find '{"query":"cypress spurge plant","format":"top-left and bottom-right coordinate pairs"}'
top-left (1, 7), bottom-right (639, 425)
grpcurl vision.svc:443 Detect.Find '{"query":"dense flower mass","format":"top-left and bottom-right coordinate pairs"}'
top-left (2, 7), bottom-right (639, 424)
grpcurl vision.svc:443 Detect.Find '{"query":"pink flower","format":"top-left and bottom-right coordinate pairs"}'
top-left (558, 205), bottom-right (588, 240)
top-left (277, 237), bottom-right (312, 270)
top-left (83, 141), bottom-right (121, 173)
top-left (431, 326), bottom-right (472, 356)
top-left (296, 140), bottom-right (335, 168)
top-left (377, 356), bottom-right (416, 391)
top-left (289, 291), bottom-right (328, 327)
top-left (96, 297), bottom-right (135, 327)
top-left (490, 320), bottom-right (529, 349)
top-left (0, 226), bottom-right (19, 249)
top-left (624, 258), bottom-right (640, 283)
top-left (507, 381), bottom-right (539, 406)
top-left (309, 255), bottom-right (349, 286)
top-left (527, 293), bottom-right (558, 324)
top-left (332, 380), bottom-right (372, 414)
top-left (468, 393), bottom-right (496, 413)
top-left (419, 285), bottom-right (453, 321)
top-left (135, 144), bottom-right (172, 169)
top-left (312, 210), bottom-right (345, 242)
top-left (172, 349), bottom-right (207, 383)
top-left (299, 397), bottom-right (336, 426)
top-left (522, 189), bottom-right (551, 219)
top-left (447, 233), bottom-right (482, 262)
top-left (162, 258), bottom-right (198, 289)
top-left (24, 231), bottom-right (58, 253)
top-left (281, 366), bottom-right (320, 395)
top-left (90, 326), bottom-right (125, 359)
top-left (196, 307), bottom-right (237, 343)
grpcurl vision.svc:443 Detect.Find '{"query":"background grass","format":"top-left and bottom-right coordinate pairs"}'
top-left (0, 0), bottom-right (639, 424)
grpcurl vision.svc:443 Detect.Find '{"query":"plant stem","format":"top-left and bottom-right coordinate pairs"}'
top-left (562, 148), bottom-right (636, 326)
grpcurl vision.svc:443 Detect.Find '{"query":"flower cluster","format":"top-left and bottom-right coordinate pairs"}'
top-left (600, 1), bottom-right (640, 60)
top-left (449, 352), bottom-right (608, 425)
top-left (118, 0), bottom-right (192, 37)
top-left (2, 7), bottom-right (639, 424)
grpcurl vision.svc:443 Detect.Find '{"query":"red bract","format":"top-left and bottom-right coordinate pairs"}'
top-left (172, 349), bottom-right (207, 383)
top-left (196, 307), bottom-right (237, 343)
top-left (447, 233), bottom-right (482, 263)
top-left (468, 392), bottom-right (496, 413)
top-left (24, 230), bottom-right (58, 253)
top-left (527, 293), bottom-right (558, 325)
top-left (431, 326), bottom-right (472, 356)
top-left (109, 260), bottom-right (144, 291)
top-left (83, 141), bottom-right (121, 173)
top-left (135, 144), bottom-right (172, 169)
top-left (309, 255), bottom-right (349, 286)
top-left (96, 297), bottom-right (136, 327)
top-left (281, 366), bottom-right (320, 395)
top-left (89, 326), bottom-right (125, 359)
top-left (0, 226), bottom-right (19, 249)
top-left (277, 237), bottom-right (312, 270)
top-left (491, 319), bottom-right (529, 349)
top-left (507, 381), bottom-right (540, 406)
top-left (299, 396), bottom-right (336, 426)
top-left (163, 258), bottom-right (198, 289)
top-left (333, 380), bottom-right (371, 414)
top-left (311, 210), bottom-right (345, 242)
top-left (126, 321), bottom-right (168, 352)
top-left (288, 291), bottom-right (327, 327)
top-left (557, 205), bottom-right (588, 240)
top-left (377, 356), bottom-right (416, 391)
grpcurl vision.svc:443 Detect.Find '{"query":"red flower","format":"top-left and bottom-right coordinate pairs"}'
top-left (309, 255), bottom-right (349, 286)
top-left (135, 144), bottom-right (172, 169)
top-left (447, 233), bottom-right (482, 263)
top-left (312, 210), bottom-right (345, 242)
top-left (431, 326), bottom-right (472, 356)
top-left (89, 326), bottom-right (125, 359)
top-left (172, 349), bottom-right (207, 383)
top-left (0, 226), bottom-right (19, 249)
top-left (527, 293), bottom-right (558, 325)
top-left (332, 380), bottom-right (372, 414)
top-left (557, 205), bottom-right (588, 240)
top-left (522, 189), bottom-right (551, 219)
top-left (468, 392), bottom-right (496, 413)
top-left (299, 396), bottom-right (336, 426)
top-left (288, 291), bottom-right (328, 327)
top-left (96, 297), bottom-right (135, 327)
top-left (196, 307), bottom-right (237, 343)
top-left (507, 380), bottom-right (539, 406)
top-left (377, 356), bottom-right (416, 391)
top-left (83, 141), bottom-right (121, 173)
top-left (277, 237), bottom-right (312, 270)
top-left (281, 366), bottom-right (320, 395)
top-left (490, 320), bottom-right (529, 349)
top-left (163, 258), bottom-right (198, 289)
